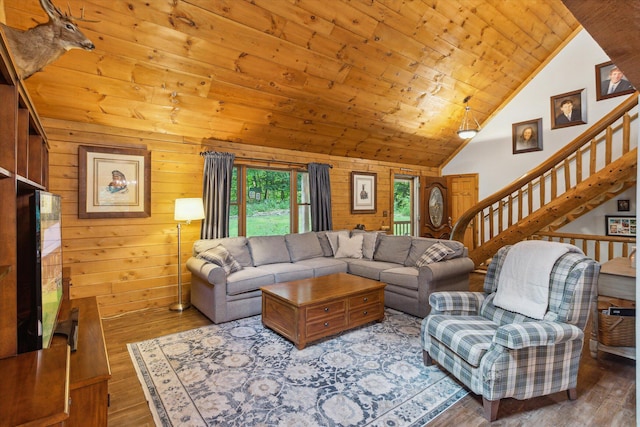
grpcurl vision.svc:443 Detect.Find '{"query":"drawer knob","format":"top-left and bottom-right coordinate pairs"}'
top-left (363, 311), bottom-right (368, 315)
top-left (363, 297), bottom-right (368, 302)
top-left (324, 322), bottom-right (329, 327)
top-left (324, 307), bottom-right (330, 312)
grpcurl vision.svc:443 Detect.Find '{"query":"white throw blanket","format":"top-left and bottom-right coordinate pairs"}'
top-left (493, 241), bottom-right (583, 319)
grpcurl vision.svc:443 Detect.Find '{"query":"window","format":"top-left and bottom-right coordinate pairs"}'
top-left (229, 166), bottom-right (310, 237)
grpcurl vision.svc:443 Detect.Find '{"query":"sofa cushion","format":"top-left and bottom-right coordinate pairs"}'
top-left (416, 242), bottom-right (455, 267)
top-left (194, 237), bottom-right (253, 267)
top-left (335, 233), bottom-right (364, 258)
top-left (348, 259), bottom-right (403, 280)
top-left (226, 268), bottom-right (275, 296)
top-left (316, 232), bottom-right (334, 257)
top-left (295, 257), bottom-right (348, 277)
top-left (380, 267), bottom-right (419, 291)
top-left (196, 245), bottom-right (243, 275)
top-left (255, 263), bottom-right (314, 282)
top-left (373, 235), bottom-right (412, 264)
top-left (325, 230), bottom-right (350, 255)
top-left (248, 235), bottom-right (291, 266)
top-left (285, 232), bottom-right (324, 262)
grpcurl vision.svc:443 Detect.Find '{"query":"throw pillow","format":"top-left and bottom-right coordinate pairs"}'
top-left (325, 230), bottom-right (350, 255)
top-left (197, 245), bottom-right (243, 275)
top-left (334, 233), bottom-right (364, 259)
top-left (415, 242), bottom-right (455, 267)
top-left (352, 230), bottom-right (379, 260)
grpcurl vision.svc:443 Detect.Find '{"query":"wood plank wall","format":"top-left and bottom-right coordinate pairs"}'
top-left (44, 118), bottom-right (437, 317)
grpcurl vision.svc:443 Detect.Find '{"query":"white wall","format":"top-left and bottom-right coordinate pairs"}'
top-left (444, 29), bottom-right (637, 234)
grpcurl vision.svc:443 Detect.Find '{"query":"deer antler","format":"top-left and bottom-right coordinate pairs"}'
top-left (66, 4), bottom-right (100, 23)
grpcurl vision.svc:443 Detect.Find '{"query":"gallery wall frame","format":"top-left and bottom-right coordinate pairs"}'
top-left (550, 89), bottom-right (587, 129)
top-left (617, 199), bottom-right (630, 212)
top-left (78, 145), bottom-right (151, 218)
top-left (512, 118), bottom-right (543, 154)
top-left (351, 171), bottom-right (377, 214)
top-left (605, 215), bottom-right (636, 237)
top-left (595, 61), bottom-right (636, 101)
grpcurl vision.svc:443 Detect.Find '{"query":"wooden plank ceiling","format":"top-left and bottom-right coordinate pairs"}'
top-left (3, 0), bottom-right (579, 168)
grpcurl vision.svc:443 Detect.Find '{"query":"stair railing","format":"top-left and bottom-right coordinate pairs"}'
top-left (451, 93), bottom-right (638, 265)
top-left (528, 231), bottom-right (635, 263)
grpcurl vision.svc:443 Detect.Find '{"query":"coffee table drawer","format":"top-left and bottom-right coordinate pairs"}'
top-left (307, 300), bottom-right (346, 321)
top-left (306, 315), bottom-right (348, 339)
top-left (349, 303), bottom-right (384, 326)
top-left (349, 290), bottom-right (383, 309)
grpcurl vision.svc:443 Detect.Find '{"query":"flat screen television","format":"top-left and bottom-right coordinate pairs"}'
top-left (17, 190), bottom-right (64, 352)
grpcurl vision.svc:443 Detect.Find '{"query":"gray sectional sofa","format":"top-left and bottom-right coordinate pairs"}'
top-left (186, 230), bottom-right (475, 324)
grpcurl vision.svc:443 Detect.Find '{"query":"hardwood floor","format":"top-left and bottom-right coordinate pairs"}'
top-left (103, 273), bottom-right (636, 426)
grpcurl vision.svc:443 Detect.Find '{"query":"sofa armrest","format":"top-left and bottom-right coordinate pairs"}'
top-left (428, 291), bottom-right (485, 315)
top-left (493, 322), bottom-right (584, 349)
top-left (419, 257), bottom-right (475, 282)
top-left (186, 257), bottom-right (227, 285)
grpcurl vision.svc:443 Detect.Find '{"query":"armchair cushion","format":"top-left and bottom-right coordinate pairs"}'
top-left (425, 315), bottom-right (497, 367)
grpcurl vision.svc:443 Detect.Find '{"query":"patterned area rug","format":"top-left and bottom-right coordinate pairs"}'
top-left (128, 309), bottom-right (467, 426)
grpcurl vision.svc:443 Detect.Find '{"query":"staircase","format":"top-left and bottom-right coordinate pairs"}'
top-left (451, 93), bottom-right (638, 267)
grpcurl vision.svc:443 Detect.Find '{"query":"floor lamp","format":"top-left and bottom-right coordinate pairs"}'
top-left (170, 198), bottom-right (205, 312)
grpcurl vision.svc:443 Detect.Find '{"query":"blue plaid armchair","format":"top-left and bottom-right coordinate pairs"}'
top-left (420, 243), bottom-right (599, 421)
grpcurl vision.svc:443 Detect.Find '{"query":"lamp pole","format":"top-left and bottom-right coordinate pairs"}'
top-left (169, 221), bottom-right (190, 311)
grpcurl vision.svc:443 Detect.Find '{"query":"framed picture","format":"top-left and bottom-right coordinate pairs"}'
top-left (605, 215), bottom-right (636, 237)
top-left (596, 61), bottom-right (636, 101)
top-left (351, 171), bottom-right (377, 214)
top-left (550, 89), bottom-right (587, 129)
top-left (617, 199), bottom-right (630, 212)
top-left (78, 145), bottom-right (151, 218)
top-left (512, 118), bottom-right (543, 154)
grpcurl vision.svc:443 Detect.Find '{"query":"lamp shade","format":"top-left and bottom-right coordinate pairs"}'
top-left (174, 198), bottom-right (205, 221)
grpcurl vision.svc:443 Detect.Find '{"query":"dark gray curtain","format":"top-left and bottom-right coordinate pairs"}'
top-left (308, 162), bottom-right (333, 231)
top-left (201, 151), bottom-right (235, 239)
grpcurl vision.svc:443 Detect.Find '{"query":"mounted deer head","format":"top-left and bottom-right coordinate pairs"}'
top-left (0, 0), bottom-right (95, 79)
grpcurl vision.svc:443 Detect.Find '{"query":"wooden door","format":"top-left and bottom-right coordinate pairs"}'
top-left (420, 177), bottom-right (451, 239)
top-left (448, 174), bottom-right (478, 249)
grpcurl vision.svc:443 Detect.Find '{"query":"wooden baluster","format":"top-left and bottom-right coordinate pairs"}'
top-left (622, 113), bottom-right (630, 154)
top-left (479, 211), bottom-right (485, 246)
top-left (550, 168), bottom-right (557, 200)
top-left (527, 182), bottom-right (533, 216)
top-left (564, 158), bottom-right (571, 192)
top-left (576, 149), bottom-right (583, 184)
top-left (539, 176), bottom-right (545, 208)
top-left (589, 139), bottom-right (597, 175)
top-left (489, 205), bottom-right (494, 240)
top-left (517, 188), bottom-right (523, 221)
top-left (498, 200), bottom-right (504, 233)
top-left (605, 126), bottom-right (613, 164)
top-left (507, 194), bottom-right (513, 227)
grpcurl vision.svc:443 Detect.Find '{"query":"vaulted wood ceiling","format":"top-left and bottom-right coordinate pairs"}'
top-left (3, 0), bottom-right (580, 168)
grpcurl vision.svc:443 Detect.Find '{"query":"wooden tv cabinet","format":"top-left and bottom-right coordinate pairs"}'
top-left (0, 296), bottom-right (110, 426)
top-left (62, 296), bottom-right (112, 426)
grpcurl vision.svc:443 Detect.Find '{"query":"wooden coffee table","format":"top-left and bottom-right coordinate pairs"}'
top-left (260, 273), bottom-right (386, 349)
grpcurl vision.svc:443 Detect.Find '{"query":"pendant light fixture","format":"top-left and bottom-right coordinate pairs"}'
top-left (457, 95), bottom-right (481, 139)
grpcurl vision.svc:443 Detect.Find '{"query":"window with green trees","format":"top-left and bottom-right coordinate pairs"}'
top-left (229, 166), bottom-right (310, 237)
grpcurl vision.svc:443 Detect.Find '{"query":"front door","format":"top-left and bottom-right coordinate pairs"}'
top-left (420, 177), bottom-right (451, 239)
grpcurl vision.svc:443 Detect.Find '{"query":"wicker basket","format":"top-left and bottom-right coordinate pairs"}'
top-left (598, 308), bottom-right (636, 347)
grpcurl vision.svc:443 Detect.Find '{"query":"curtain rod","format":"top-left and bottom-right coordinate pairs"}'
top-left (199, 152), bottom-right (333, 168)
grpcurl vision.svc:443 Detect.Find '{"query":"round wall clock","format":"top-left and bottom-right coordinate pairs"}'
top-left (428, 187), bottom-right (444, 227)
